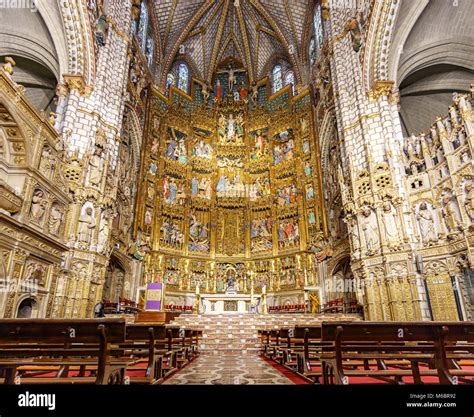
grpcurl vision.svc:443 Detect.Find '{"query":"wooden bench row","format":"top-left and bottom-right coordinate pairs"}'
top-left (259, 322), bottom-right (474, 385)
top-left (0, 319), bottom-right (201, 385)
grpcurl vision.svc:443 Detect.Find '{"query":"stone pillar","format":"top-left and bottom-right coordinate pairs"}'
top-left (326, 3), bottom-right (429, 320)
top-left (56, 0), bottom-right (133, 318)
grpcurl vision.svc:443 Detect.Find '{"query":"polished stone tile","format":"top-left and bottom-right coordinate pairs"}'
top-left (162, 354), bottom-right (293, 385)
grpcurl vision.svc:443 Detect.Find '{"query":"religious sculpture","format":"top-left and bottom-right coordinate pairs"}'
top-left (441, 194), bottom-right (462, 233)
top-left (48, 203), bottom-right (64, 236)
top-left (381, 201), bottom-right (400, 248)
top-left (94, 13), bottom-right (109, 46)
top-left (225, 272), bottom-right (238, 293)
top-left (87, 143), bottom-right (104, 188)
top-left (278, 219), bottom-right (300, 248)
top-left (360, 206), bottom-right (379, 255)
top-left (347, 217), bottom-right (361, 258)
top-left (225, 113), bottom-right (237, 141)
top-left (39, 146), bottom-right (55, 179)
top-left (78, 206), bottom-right (96, 243)
top-left (416, 202), bottom-right (438, 245)
top-left (201, 83), bottom-right (210, 103)
top-left (250, 83), bottom-right (258, 105)
top-left (192, 140), bottom-right (213, 159)
top-left (98, 209), bottom-right (111, 252)
top-left (464, 182), bottom-right (474, 222)
top-left (188, 211), bottom-right (209, 252)
top-left (251, 218), bottom-right (273, 252)
top-left (215, 79), bottom-right (222, 101)
top-left (251, 129), bottom-right (267, 159)
top-left (30, 189), bottom-right (47, 223)
top-left (309, 292), bottom-right (320, 314)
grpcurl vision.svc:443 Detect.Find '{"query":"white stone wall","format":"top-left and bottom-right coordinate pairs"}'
top-left (325, 3), bottom-right (430, 320)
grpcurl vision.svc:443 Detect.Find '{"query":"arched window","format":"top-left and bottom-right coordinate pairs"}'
top-left (272, 64), bottom-right (283, 93)
top-left (309, 38), bottom-right (316, 65)
top-left (137, 1), bottom-right (149, 52)
top-left (284, 71), bottom-right (295, 94)
top-left (146, 37), bottom-right (154, 68)
top-left (178, 63), bottom-right (189, 93)
top-left (166, 73), bottom-right (175, 89)
top-left (313, 3), bottom-right (324, 56)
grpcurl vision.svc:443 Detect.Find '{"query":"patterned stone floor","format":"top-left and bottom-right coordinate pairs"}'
top-left (162, 354), bottom-right (294, 385)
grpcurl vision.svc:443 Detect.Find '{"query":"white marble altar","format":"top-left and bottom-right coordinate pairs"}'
top-left (201, 293), bottom-right (261, 314)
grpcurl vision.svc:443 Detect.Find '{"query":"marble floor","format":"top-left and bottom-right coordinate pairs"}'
top-left (162, 354), bottom-right (294, 385)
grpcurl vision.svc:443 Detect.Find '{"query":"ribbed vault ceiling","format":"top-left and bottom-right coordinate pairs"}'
top-left (152, 0), bottom-right (312, 85)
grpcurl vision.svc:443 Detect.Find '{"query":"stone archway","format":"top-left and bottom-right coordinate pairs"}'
top-left (103, 257), bottom-right (127, 302)
top-left (328, 257), bottom-right (355, 304)
top-left (16, 297), bottom-right (38, 318)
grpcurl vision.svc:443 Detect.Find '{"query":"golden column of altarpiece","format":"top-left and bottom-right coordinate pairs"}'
top-left (135, 81), bottom-right (327, 297)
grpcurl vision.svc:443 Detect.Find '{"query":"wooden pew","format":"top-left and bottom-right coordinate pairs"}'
top-left (120, 323), bottom-right (168, 384)
top-left (434, 323), bottom-right (474, 384)
top-left (293, 325), bottom-right (325, 382)
top-left (163, 327), bottom-right (199, 373)
top-left (0, 319), bottom-right (134, 384)
top-left (320, 322), bottom-right (474, 385)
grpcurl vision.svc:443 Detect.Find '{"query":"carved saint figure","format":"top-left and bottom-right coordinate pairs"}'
top-left (225, 113), bottom-right (236, 141)
top-left (30, 189), bottom-right (47, 223)
top-left (464, 182), bottom-right (474, 221)
top-left (360, 206), bottom-right (379, 254)
top-left (191, 177), bottom-right (198, 195)
top-left (417, 202), bottom-right (438, 244)
top-left (347, 217), bottom-right (360, 256)
top-left (39, 145), bottom-right (55, 178)
top-left (215, 79), bottom-right (222, 101)
top-left (98, 210), bottom-right (111, 250)
top-left (381, 201), bottom-right (400, 247)
top-left (88, 145), bottom-right (103, 187)
top-left (441, 195), bottom-right (461, 232)
top-left (165, 135), bottom-right (176, 159)
top-left (48, 203), bottom-right (63, 236)
top-left (78, 206), bottom-right (96, 243)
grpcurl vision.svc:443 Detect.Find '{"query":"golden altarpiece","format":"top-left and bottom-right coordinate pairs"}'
top-left (135, 69), bottom-right (327, 308)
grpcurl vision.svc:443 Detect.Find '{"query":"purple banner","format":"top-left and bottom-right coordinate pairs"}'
top-left (145, 282), bottom-right (162, 311)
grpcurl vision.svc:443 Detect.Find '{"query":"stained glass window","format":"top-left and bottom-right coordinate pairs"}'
top-left (272, 65), bottom-right (283, 93)
top-left (284, 71), bottom-right (295, 94)
top-left (166, 73), bottom-right (175, 89)
top-left (137, 1), bottom-right (148, 52)
top-left (313, 3), bottom-right (324, 57)
top-left (309, 38), bottom-right (316, 65)
top-left (146, 37), bottom-right (154, 68)
top-left (178, 63), bottom-right (189, 93)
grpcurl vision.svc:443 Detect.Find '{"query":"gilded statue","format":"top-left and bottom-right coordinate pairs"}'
top-left (309, 293), bottom-right (320, 314)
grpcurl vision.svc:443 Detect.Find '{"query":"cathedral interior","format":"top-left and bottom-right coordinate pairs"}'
top-left (0, 0), bottom-right (474, 391)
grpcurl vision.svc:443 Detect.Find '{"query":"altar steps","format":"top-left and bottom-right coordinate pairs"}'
top-left (169, 313), bottom-right (361, 355)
